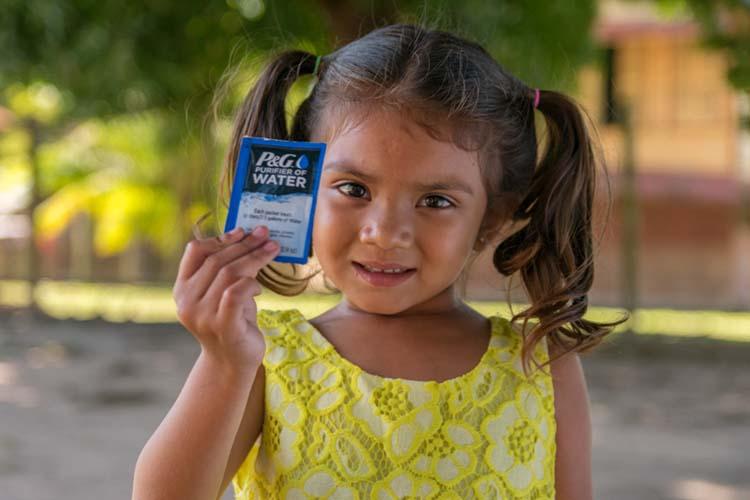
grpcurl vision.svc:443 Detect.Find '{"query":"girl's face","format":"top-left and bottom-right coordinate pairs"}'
top-left (310, 107), bottom-right (488, 316)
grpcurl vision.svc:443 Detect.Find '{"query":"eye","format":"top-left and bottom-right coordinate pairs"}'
top-left (420, 195), bottom-right (455, 209)
top-left (335, 182), bottom-right (455, 209)
top-left (336, 182), bottom-right (368, 198)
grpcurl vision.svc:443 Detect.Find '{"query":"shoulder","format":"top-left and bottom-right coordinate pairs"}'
top-left (548, 346), bottom-right (593, 500)
top-left (495, 319), bottom-right (592, 498)
top-left (548, 344), bottom-right (589, 410)
top-left (548, 345), bottom-right (590, 425)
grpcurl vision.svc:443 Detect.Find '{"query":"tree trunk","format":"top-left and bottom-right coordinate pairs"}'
top-left (315, 0), bottom-right (399, 44)
top-left (69, 212), bottom-right (93, 281)
top-left (620, 101), bottom-right (638, 336)
top-left (25, 119), bottom-right (45, 320)
top-left (734, 92), bottom-right (750, 308)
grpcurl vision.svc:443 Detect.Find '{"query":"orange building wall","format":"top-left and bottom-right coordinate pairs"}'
top-left (465, 15), bottom-right (747, 311)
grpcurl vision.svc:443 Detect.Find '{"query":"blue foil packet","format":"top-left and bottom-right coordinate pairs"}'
top-left (224, 136), bottom-right (326, 264)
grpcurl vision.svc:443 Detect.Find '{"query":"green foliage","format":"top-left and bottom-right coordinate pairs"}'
top-left (1, 1), bottom-right (271, 117)
top-left (397, 0), bottom-right (599, 91)
top-left (0, 0), bottom-right (600, 122)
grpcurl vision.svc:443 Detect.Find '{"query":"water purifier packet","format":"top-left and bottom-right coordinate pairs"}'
top-left (224, 136), bottom-right (326, 264)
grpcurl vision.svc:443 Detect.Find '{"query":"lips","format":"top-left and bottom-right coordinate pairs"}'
top-left (352, 261), bottom-right (417, 287)
top-left (354, 260), bottom-right (416, 272)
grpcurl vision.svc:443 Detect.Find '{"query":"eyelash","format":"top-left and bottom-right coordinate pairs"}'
top-left (335, 182), bottom-right (456, 209)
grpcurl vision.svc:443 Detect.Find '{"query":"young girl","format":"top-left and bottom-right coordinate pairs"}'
top-left (133, 24), bottom-right (627, 500)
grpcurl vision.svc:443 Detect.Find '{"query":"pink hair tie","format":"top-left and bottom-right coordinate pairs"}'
top-left (533, 88), bottom-right (540, 109)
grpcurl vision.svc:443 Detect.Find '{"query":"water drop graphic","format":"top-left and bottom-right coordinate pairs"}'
top-left (297, 155), bottom-right (309, 169)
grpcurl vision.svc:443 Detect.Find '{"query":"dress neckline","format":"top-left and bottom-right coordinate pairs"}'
top-left (287, 308), bottom-right (502, 386)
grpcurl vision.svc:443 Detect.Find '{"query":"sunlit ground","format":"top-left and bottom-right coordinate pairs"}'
top-left (1, 279), bottom-right (749, 342)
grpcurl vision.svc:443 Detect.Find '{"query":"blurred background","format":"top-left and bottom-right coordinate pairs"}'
top-left (1, 0), bottom-right (748, 499)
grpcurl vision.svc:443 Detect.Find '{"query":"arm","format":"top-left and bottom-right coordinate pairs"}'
top-left (215, 362), bottom-right (265, 499)
top-left (132, 226), bottom-right (277, 499)
top-left (132, 351), bottom-right (265, 500)
top-left (549, 349), bottom-right (593, 500)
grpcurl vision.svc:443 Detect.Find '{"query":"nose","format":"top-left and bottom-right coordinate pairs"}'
top-left (358, 198), bottom-right (414, 250)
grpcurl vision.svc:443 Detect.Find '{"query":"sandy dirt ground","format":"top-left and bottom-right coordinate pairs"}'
top-left (1, 309), bottom-right (748, 500)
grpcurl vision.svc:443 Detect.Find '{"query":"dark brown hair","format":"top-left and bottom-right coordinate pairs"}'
top-left (201, 23), bottom-right (629, 375)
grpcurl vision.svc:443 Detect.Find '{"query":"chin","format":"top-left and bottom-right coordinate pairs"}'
top-left (346, 295), bottom-right (413, 316)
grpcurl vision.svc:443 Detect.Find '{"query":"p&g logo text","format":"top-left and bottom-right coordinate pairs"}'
top-left (256, 151), bottom-right (310, 169)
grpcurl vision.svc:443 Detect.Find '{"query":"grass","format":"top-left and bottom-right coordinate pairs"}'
top-left (1, 279), bottom-right (749, 342)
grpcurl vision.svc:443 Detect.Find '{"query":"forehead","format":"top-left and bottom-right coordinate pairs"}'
top-left (314, 105), bottom-right (484, 188)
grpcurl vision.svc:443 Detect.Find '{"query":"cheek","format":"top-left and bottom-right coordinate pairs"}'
top-left (423, 222), bottom-right (472, 253)
top-left (417, 214), bottom-right (480, 263)
top-left (312, 197), bottom-right (351, 254)
top-left (313, 197), bottom-right (338, 235)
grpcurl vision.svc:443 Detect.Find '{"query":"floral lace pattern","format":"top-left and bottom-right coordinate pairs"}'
top-left (232, 308), bottom-right (556, 499)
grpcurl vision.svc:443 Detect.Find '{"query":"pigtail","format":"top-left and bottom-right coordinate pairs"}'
top-left (216, 50), bottom-right (323, 296)
top-left (494, 89), bottom-right (628, 375)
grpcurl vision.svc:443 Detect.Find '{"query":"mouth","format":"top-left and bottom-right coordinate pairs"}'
top-left (352, 261), bottom-right (417, 287)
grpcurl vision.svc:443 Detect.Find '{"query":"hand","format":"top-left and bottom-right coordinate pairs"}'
top-left (172, 225), bottom-right (280, 370)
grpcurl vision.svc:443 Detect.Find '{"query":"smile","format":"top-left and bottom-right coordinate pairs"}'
top-left (352, 261), bottom-right (417, 287)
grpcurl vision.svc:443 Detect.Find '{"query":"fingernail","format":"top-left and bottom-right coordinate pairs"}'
top-left (225, 227), bottom-right (243, 239)
top-left (263, 240), bottom-right (277, 251)
top-left (253, 226), bottom-right (268, 237)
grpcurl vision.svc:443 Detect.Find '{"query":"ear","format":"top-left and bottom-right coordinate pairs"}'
top-left (473, 194), bottom-right (528, 253)
top-left (474, 217), bottom-right (529, 253)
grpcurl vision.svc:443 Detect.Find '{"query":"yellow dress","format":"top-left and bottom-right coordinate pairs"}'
top-left (232, 308), bottom-right (556, 499)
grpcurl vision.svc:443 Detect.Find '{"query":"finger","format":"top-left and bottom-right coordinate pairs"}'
top-left (216, 277), bottom-right (263, 331)
top-left (176, 227), bottom-right (247, 282)
top-left (183, 231), bottom-right (272, 304)
top-left (200, 240), bottom-right (280, 311)
top-left (177, 225), bottom-right (271, 286)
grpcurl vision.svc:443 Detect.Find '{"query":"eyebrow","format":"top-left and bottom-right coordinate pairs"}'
top-left (324, 162), bottom-right (475, 195)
